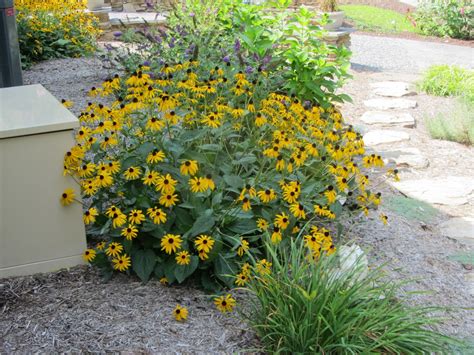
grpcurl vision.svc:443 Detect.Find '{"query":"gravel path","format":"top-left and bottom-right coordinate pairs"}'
top-left (351, 34), bottom-right (474, 74)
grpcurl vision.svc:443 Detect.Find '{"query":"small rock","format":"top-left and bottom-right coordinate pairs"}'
top-left (363, 130), bottom-right (410, 146)
top-left (380, 147), bottom-right (429, 169)
top-left (364, 98), bottom-right (417, 110)
top-left (360, 111), bottom-right (415, 128)
top-left (370, 81), bottom-right (415, 97)
top-left (390, 177), bottom-right (474, 206)
top-left (439, 217), bottom-right (474, 246)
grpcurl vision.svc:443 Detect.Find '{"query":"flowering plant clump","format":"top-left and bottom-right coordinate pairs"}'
top-left (16, 0), bottom-right (100, 68)
top-left (62, 60), bottom-right (394, 290)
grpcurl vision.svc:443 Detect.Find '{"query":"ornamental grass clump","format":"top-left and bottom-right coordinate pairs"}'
top-left (244, 238), bottom-right (458, 353)
top-left (62, 59), bottom-right (395, 290)
top-left (16, 0), bottom-right (100, 68)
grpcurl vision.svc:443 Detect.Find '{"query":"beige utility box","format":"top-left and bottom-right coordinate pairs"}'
top-left (0, 84), bottom-right (86, 278)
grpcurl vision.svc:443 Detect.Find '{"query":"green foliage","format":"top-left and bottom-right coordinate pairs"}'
top-left (244, 238), bottom-right (460, 353)
top-left (425, 98), bottom-right (474, 145)
top-left (385, 195), bottom-right (439, 223)
top-left (419, 65), bottom-right (474, 104)
top-left (414, 0), bottom-right (473, 39)
top-left (340, 5), bottom-right (417, 33)
top-left (16, 0), bottom-right (100, 68)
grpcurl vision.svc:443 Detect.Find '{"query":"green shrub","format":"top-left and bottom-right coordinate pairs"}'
top-left (419, 65), bottom-right (474, 103)
top-left (16, 0), bottom-right (100, 68)
top-left (413, 0), bottom-right (473, 40)
top-left (425, 98), bottom-right (474, 145)
top-left (243, 238), bottom-right (459, 353)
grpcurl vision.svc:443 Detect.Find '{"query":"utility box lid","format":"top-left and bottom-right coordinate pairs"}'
top-left (0, 84), bottom-right (78, 139)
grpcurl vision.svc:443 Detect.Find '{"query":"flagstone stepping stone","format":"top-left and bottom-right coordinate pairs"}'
top-left (363, 130), bottom-right (410, 146)
top-left (380, 147), bottom-right (429, 169)
top-left (364, 98), bottom-right (417, 110)
top-left (439, 217), bottom-right (474, 247)
top-left (370, 82), bottom-right (415, 97)
top-left (360, 111), bottom-right (415, 128)
top-left (390, 176), bottom-right (474, 206)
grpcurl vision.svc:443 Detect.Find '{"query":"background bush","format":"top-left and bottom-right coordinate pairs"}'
top-left (413, 0), bottom-right (473, 39)
top-left (16, 0), bottom-right (100, 68)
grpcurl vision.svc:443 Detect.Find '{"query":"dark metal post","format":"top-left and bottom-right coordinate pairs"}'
top-left (0, 0), bottom-right (23, 88)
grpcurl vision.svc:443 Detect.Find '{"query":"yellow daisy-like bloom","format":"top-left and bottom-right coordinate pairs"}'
top-left (175, 250), bottom-right (191, 265)
top-left (83, 249), bottom-right (96, 262)
top-left (324, 186), bottom-right (337, 204)
top-left (147, 207), bottom-right (167, 224)
top-left (128, 209), bottom-right (145, 224)
top-left (201, 112), bottom-right (221, 128)
top-left (235, 272), bottom-right (248, 286)
top-left (256, 259), bottom-right (272, 275)
top-left (106, 205), bottom-right (120, 218)
top-left (257, 218), bottom-right (269, 231)
top-left (77, 162), bottom-right (96, 178)
top-left (159, 193), bottom-right (179, 207)
top-left (121, 224), bottom-right (139, 240)
top-left (380, 213), bottom-right (388, 225)
top-left (146, 116), bottom-right (165, 131)
top-left (95, 171), bottom-right (114, 188)
top-left (147, 149), bottom-right (166, 164)
top-left (241, 197), bottom-right (251, 211)
top-left (214, 294), bottom-right (236, 313)
top-left (274, 212), bottom-right (290, 230)
top-left (105, 242), bottom-right (123, 257)
top-left (124, 166), bottom-right (141, 180)
top-left (113, 254), bottom-right (131, 272)
top-left (160, 277), bottom-right (169, 285)
top-left (180, 160), bottom-right (199, 176)
top-left (112, 212), bottom-right (127, 228)
top-left (60, 188), bottom-right (75, 206)
top-left (198, 249), bottom-right (209, 261)
top-left (173, 304), bottom-right (188, 321)
top-left (96, 241), bottom-right (106, 250)
top-left (203, 174), bottom-right (216, 190)
top-left (194, 235), bottom-right (215, 253)
top-left (156, 173), bottom-right (177, 194)
top-left (189, 177), bottom-right (207, 193)
top-left (257, 189), bottom-right (276, 203)
top-left (304, 234), bottom-right (321, 251)
top-left (83, 207), bottom-right (99, 225)
top-left (161, 234), bottom-right (182, 254)
top-left (142, 170), bottom-right (160, 186)
top-left (289, 203), bottom-right (306, 219)
top-left (106, 161), bottom-right (121, 175)
top-left (237, 239), bottom-right (250, 257)
top-left (271, 227), bottom-right (282, 244)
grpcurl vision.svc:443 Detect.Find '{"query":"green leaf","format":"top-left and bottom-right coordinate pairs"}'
top-left (174, 256), bottom-right (199, 283)
top-left (223, 174), bottom-right (244, 189)
top-left (214, 255), bottom-right (238, 287)
top-left (122, 155), bottom-right (139, 170)
top-left (136, 142), bottom-right (156, 159)
top-left (186, 209), bottom-right (215, 237)
top-left (199, 144), bottom-right (221, 152)
top-left (233, 154), bottom-right (257, 165)
top-left (132, 249), bottom-right (156, 282)
top-left (227, 218), bottom-right (257, 234)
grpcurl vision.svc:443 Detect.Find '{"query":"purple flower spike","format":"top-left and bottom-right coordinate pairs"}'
top-left (113, 31), bottom-right (122, 37)
top-left (223, 55), bottom-right (230, 63)
top-left (189, 12), bottom-right (195, 17)
top-left (245, 66), bottom-right (254, 74)
top-left (234, 39), bottom-right (241, 53)
top-left (143, 60), bottom-right (150, 67)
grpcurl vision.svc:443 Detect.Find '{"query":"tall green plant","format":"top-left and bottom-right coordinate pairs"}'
top-left (243, 238), bottom-right (459, 353)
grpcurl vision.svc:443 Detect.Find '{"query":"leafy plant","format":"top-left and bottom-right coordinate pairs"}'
top-left (413, 0), bottom-right (473, 40)
top-left (15, 0), bottom-right (100, 68)
top-left (244, 238), bottom-right (460, 353)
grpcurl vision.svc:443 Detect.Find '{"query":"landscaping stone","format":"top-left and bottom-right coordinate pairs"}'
top-left (363, 130), bottom-right (410, 146)
top-left (439, 217), bottom-right (474, 247)
top-left (390, 177), bottom-right (474, 206)
top-left (360, 111), bottom-right (415, 128)
top-left (380, 147), bottom-right (429, 169)
top-left (364, 98), bottom-right (417, 110)
top-left (370, 81), bottom-right (415, 97)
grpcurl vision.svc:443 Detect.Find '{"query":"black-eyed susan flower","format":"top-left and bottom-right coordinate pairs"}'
top-left (83, 248), bottom-right (96, 262)
top-left (159, 193), bottom-right (179, 207)
top-left (324, 185), bottom-right (337, 204)
top-left (105, 242), bottom-right (123, 257)
top-left (112, 254), bottom-right (131, 271)
top-left (147, 149), bottom-right (166, 164)
top-left (194, 235), bottom-right (214, 253)
top-left (112, 212), bottom-right (127, 228)
top-left (128, 209), bottom-right (145, 224)
top-left (203, 174), bottom-right (216, 190)
top-left (180, 160), bottom-right (199, 176)
top-left (274, 212), bottom-right (290, 230)
top-left (83, 207), bottom-right (98, 225)
top-left (257, 189), bottom-right (276, 203)
top-left (161, 234), bottom-right (182, 254)
top-left (146, 116), bottom-right (165, 131)
top-left (173, 304), bottom-right (188, 321)
top-left (271, 227), bottom-right (282, 244)
top-left (290, 203), bottom-right (306, 219)
top-left (147, 207), bottom-right (167, 224)
top-left (256, 259), bottom-right (272, 275)
top-left (124, 166), bottom-right (141, 180)
top-left (156, 173), bottom-right (177, 194)
top-left (78, 162), bottom-right (96, 178)
top-left (237, 239), bottom-right (249, 257)
top-left (214, 294), bottom-right (236, 313)
top-left (61, 99), bottom-right (73, 108)
top-left (198, 249), bottom-right (209, 261)
top-left (256, 218), bottom-right (269, 231)
top-left (121, 224), bottom-right (138, 240)
top-left (96, 241), bottom-right (106, 250)
top-left (60, 188), bottom-right (75, 206)
top-left (142, 170), bottom-right (160, 186)
top-left (189, 177), bottom-right (207, 193)
top-left (175, 250), bottom-right (191, 265)
top-left (160, 277), bottom-right (168, 285)
top-left (380, 213), bottom-right (388, 225)
top-left (235, 272), bottom-right (248, 286)
top-left (95, 171), bottom-right (114, 188)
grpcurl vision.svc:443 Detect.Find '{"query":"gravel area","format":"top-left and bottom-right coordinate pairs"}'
top-left (351, 34), bottom-right (474, 74)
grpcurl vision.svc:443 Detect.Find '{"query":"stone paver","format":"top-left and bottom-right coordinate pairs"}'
top-left (380, 147), bottom-right (429, 169)
top-left (363, 130), bottom-right (410, 146)
top-left (390, 176), bottom-right (474, 206)
top-left (364, 98), bottom-right (417, 110)
top-left (360, 111), bottom-right (415, 128)
top-left (370, 82), bottom-right (414, 97)
top-left (440, 217), bottom-right (474, 247)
